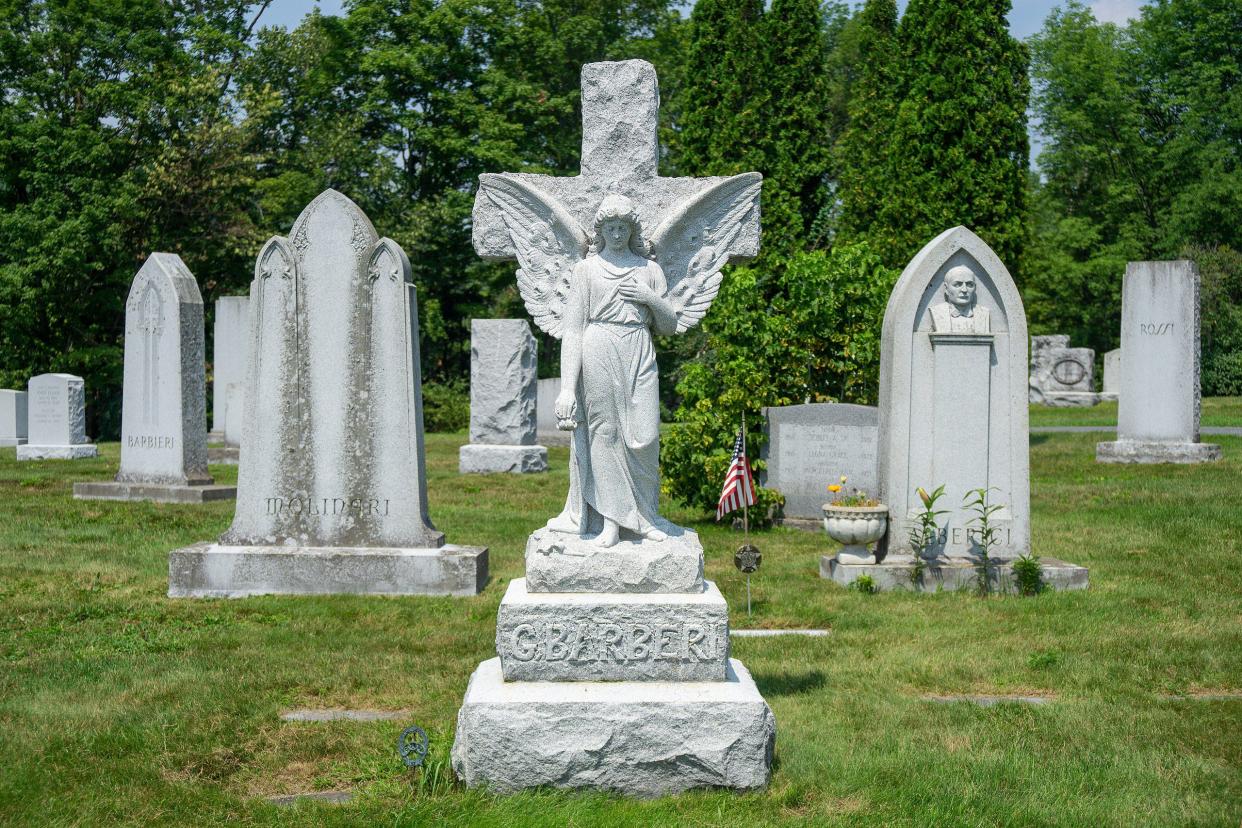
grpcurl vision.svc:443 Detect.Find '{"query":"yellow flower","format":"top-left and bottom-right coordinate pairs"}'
top-left (827, 484), bottom-right (842, 493)
top-left (839, 475), bottom-right (848, 484)
top-left (917, 487), bottom-right (931, 507)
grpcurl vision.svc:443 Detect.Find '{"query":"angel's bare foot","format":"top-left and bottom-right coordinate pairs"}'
top-left (643, 527), bottom-right (667, 541)
top-left (546, 513), bottom-right (576, 533)
top-left (596, 520), bottom-right (620, 548)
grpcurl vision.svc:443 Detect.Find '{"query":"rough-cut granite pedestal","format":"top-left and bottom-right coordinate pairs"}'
top-left (453, 527), bottom-right (775, 796)
top-left (458, 319), bottom-right (547, 474)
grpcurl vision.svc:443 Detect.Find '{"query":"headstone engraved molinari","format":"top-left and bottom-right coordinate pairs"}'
top-left (16, 373), bottom-right (98, 460)
top-left (826, 227), bottom-right (1087, 592)
top-left (74, 254), bottom-right (236, 503)
top-left (1029, 334), bottom-right (1106, 406)
top-left (760, 403), bottom-right (878, 529)
top-left (0, 389), bottom-right (28, 447)
top-left (168, 190), bottom-right (487, 596)
top-left (458, 319), bottom-right (548, 473)
top-left (1097, 261), bottom-right (1222, 463)
top-left (452, 60), bottom-right (774, 797)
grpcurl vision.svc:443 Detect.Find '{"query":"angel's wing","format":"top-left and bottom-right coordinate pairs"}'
top-left (649, 172), bottom-right (762, 334)
top-left (477, 173), bottom-right (588, 339)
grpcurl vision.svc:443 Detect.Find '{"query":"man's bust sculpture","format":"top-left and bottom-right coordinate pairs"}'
top-left (929, 264), bottom-right (990, 334)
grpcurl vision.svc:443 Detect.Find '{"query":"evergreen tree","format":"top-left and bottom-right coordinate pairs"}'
top-left (879, 0), bottom-right (1030, 273)
top-left (835, 0), bottom-right (899, 246)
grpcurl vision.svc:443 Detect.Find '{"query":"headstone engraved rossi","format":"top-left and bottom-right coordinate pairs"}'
top-left (760, 403), bottom-right (878, 529)
top-left (16, 373), bottom-right (97, 460)
top-left (168, 190), bottom-right (487, 596)
top-left (459, 319), bottom-right (548, 473)
top-left (1097, 260), bottom-right (1221, 463)
top-left (74, 254), bottom-right (236, 503)
top-left (824, 227), bottom-right (1087, 592)
top-left (452, 60), bottom-right (774, 797)
top-left (0, 389), bottom-right (28, 447)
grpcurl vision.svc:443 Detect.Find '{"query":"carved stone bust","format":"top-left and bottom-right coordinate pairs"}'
top-left (930, 264), bottom-right (990, 334)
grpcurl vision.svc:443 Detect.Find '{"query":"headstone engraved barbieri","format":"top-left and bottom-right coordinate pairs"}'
top-left (459, 319), bottom-right (548, 473)
top-left (73, 254), bottom-right (236, 503)
top-left (16, 373), bottom-right (97, 460)
top-left (760, 403), bottom-right (878, 529)
top-left (1097, 261), bottom-right (1222, 463)
top-left (168, 190), bottom-right (487, 596)
top-left (823, 227), bottom-right (1088, 592)
top-left (451, 60), bottom-right (774, 797)
top-left (0, 389), bottom-right (27, 447)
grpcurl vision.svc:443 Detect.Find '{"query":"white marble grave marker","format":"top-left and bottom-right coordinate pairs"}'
top-left (212, 295), bottom-right (250, 443)
top-left (0, 390), bottom-right (27, 447)
top-left (16, 373), bottom-right (97, 460)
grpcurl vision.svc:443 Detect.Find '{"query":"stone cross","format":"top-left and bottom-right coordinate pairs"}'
top-left (472, 60), bottom-right (761, 263)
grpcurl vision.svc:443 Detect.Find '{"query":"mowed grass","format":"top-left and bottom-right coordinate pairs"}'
top-left (1028, 395), bottom-right (1242, 427)
top-left (0, 425), bottom-right (1239, 827)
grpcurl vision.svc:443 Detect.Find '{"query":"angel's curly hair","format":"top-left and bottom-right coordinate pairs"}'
top-left (589, 194), bottom-right (651, 257)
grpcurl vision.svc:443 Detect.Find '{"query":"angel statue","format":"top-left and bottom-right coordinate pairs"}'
top-left (479, 173), bottom-right (761, 548)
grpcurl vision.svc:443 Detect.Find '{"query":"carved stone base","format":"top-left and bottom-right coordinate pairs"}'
top-left (451, 657), bottom-right (774, 797)
top-left (821, 555), bottom-right (1089, 593)
top-left (73, 481), bottom-right (237, 504)
top-left (1039, 391), bottom-right (1104, 407)
top-left (207, 446), bottom-right (239, 465)
top-left (1096, 440), bottom-right (1223, 464)
top-left (17, 444), bottom-right (98, 460)
top-left (168, 542), bottom-right (488, 597)
top-left (459, 444), bottom-right (548, 474)
top-left (496, 578), bottom-right (729, 682)
top-left (525, 526), bottom-right (704, 594)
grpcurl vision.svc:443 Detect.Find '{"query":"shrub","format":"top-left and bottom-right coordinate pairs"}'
top-left (421, 379), bottom-right (469, 433)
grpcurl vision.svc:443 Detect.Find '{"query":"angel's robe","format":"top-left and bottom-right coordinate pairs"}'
top-left (559, 255), bottom-right (668, 535)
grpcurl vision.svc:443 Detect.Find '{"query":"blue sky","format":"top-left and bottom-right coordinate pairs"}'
top-left (260, 0), bottom-right (1146, 38)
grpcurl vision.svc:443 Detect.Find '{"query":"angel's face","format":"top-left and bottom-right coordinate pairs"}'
top-left (602, 219), bottom-right (632, 252)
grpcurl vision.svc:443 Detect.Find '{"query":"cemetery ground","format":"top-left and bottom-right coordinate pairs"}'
top-left (1, 410), bottom-right (1240, 827)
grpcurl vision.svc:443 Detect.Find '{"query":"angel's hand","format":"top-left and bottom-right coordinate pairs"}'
top-left (554, 389), bottom-right (577, 428)
top-left (617, 277), bottom-right (659, 305)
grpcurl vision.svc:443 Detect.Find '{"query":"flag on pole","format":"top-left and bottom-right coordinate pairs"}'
top-left (716, 429), bottom-right (757, 520)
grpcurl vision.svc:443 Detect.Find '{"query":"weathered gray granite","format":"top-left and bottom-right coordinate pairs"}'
top-left (536, 377), bottom-right (570, 446)
top-left (460, 319), bottom-right (547, 473)
top-left (823, 555), bottom-right (1088, 593)
top-left (1103, 348), bottom-right (1121, 395)
top-left (1030, 335), bottom-right (1102, 407)
top-left (16, 373), bottom-right (97, 460)
top-left (525, 526), bottom-right (704, 594)
top-left (168, 542), bottom-right (487, 597)
top-left (170, 190), bottom-right (485, 597)
top-left (451, 658), bottom-right (774, 797)
top-left (496, 578), bottom-right (729, 682)
top-left (0, 390), bottom-right (27, 447)
top-left (212, 295), bottom-right (250, 438)
top-left (455, 59), bottom-right (771, 796)
top-left (75, 254), bottom-right (236, 503)
top-left (458, 444), bottom-right (547, 474)
top-left (877, 227), bottom-right (1030, 561)
top-left (760, 403), bottom-right (877, 528)
top-left (1098, 260), bottom-right (1221, 463)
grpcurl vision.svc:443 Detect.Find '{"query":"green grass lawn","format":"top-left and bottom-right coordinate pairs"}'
top-left (1, 428), bottom-right (1240, 826)
top-left (1028, 395), bottom-right (1242, 427)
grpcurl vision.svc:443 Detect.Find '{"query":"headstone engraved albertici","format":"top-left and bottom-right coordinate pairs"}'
top-left (825, 227), bottom-right (1088, 593)
top-left (168, 190), bottom-right (487, 596)
top-left (74, 254), bottom-right (236, 503)
top-left (16, 373), bottom-right (98, 460)
top-left (1029, 334), bottom-right (1108, 407)
top-left (459, 319), bottom-right (548, 473)
top-left (1097, 260), bottom-right (1222, 463)
top-left (451, 60), bottom-right (774, 797)
top-left (760, 403), bottom-right (878, 529)
top-left (0, 389), bottom-right (28, 447)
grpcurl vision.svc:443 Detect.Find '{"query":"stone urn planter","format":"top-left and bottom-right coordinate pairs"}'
top-left (822, 504), bottom-right (888, 565)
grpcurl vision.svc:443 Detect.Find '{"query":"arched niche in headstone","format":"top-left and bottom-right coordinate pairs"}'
top-left (877, 226), bottom-right (1030, 560)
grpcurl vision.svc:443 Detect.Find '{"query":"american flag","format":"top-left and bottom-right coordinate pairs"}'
top-left (716, 429), bottom-right (757, 520)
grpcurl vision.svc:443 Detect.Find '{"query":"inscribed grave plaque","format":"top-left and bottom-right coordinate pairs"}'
top-left (761, 403), bottom-right (878, 523)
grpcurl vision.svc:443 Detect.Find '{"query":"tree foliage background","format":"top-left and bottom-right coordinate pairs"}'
top-left (0, 0), bottom-right (1237, 511)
